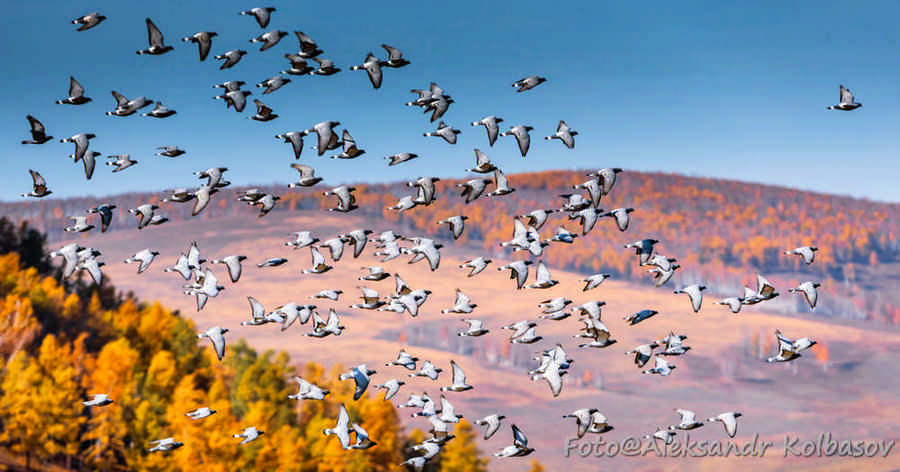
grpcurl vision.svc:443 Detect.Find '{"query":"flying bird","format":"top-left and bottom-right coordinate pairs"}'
top-left (136, 18), bottom-right (173, 55)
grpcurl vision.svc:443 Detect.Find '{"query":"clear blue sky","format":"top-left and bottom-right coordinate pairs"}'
top-left (3, 0), bottom-right (900, 201)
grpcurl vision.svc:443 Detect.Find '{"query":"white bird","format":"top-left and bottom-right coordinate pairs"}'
top-left (457, 178), bottom-right (493, 204)
top-left (323, 404), bottom-right (352, 449)
top-left (147, 438), bottom-right (183, 452)
top-left (674, 284), bottom-right (707, 313)
top-left (285, 231), bottom-right (319, 249)
top-left (437, 215), bottom-right (468, 240)
top-left (493, 424), bottom-right (534, 457)
top-left (440, 360), bottom-right (473, 392)
top-left (669, 409), bottom-right (704, 431)
top-left (437, 395), bottom-right (463, 423)
top-left (249, 29), bottom-right (288, 52)
top-left (210, 255), bottom-right (247, 283)
top-left (488, 169), bottom-right (516, 196)
top-left (707, 412), bottom-right (743, 438)
top-left (525, 262), bottom-right (558, 289)
top-left (423, 121), bottom-right (461, 144)
top-left (642, 356), bottom-right (676, 376)
top-left (580, 273), bottom-right (611, 291)
top-left (82, 394), bottom-right (113, 407)
top-left (827, 85), bottom-right (862, 111)
top-left (350, 52), bottom-right (383, 89)
top-left (373, 379), bottom-right (405, 401)
top-left (545, 120), bottom-right (577, 148)
top-left (644, 427), bottom-right (677, 445)
top-left (197, 326), bottom-right (228, 360)
top-left (233, 426), bottom-right (264, 445)
top-left (305, 309), bottom-right (344, 337)
top-left (458, 318), bottom-right (489, 337)
top-left (185, 407), bottom-right (216, 420)
top-left (136, 18), bottom-right (174, 55)
top-left (715, 296), bottom-right (743, 313)
top-left (239, 6), bottom-right (276, 28)
top-left (459, 257), bottom-right (491, 277)
top-left (531, 356), bottom-right (565, 396)
top-left (789, 281), bottom-right (821, 309)
top-left (442, 289), bottom-right (477, 314)
top-left (563, 408), bottom-right (597, 438)
top-left (471, 117), bottom-right (504, 146)
top-left (409, 360), bottom-right (442, 381)
top-left (741, 274), bottom-right (779, 305)
top-left (64, 215), bottom-right (94, 233)
top-left (124, 249), bottom-right (159, 274)
top-left (475, 414), bottom-right (506, 440)
top-left (301, 247), bottom-right (332, 274)
top-left (626, 342), bottom-right (659, 367)
top-left (785, 246), bottom-right (818, 265)
top-left (339, 364), bottom-right (377, 401)
top-left (105, 154), bottom-right (137, 173)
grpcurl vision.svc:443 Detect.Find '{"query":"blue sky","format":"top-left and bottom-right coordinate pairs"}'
top-left (3, 1), bottom-right (900, 201)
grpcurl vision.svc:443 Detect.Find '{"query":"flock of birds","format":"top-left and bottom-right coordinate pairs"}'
top-left (15, 7), bottom-right (849, 469)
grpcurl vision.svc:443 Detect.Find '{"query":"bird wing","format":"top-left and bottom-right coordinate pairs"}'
top-left (512, 424), bottom-right (528, 447)
top-left (382, 44), bottom-right (401, 61)
top-left (536, 262), bottom-right (551, 283)
top-left (26, 115), bottom-right (45, 135)
top-left (839, 85), bottom-right (852, 104)
top-left (69, 76), bottom-right (85, 98)
top-left (211, 331), bottom-right (225, 359)
top-left (146, 18), bottom-right (164, 47)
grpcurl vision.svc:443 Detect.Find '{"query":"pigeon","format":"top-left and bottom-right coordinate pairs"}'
top-left (458, 318), bottom-right (489, 337)
top-left (323, 404), bottom-right (352, 449)
top-left (213, 90), bottom-right (252, 112)
top-left (386, 349), bottom-right (419, 370)
top-left (424, 121), bottom-right (460, 144)
top-left (215, 49), bottom-right (247, 69)
top-left (339, 364), bottom-right (377, 401)
top-left (475, 414), bottom-right (506, 440)
top-left (310, 289), bottom-right (342, 301)
top-left (128, 204), bottom-right (158, 229)
top-left (603, 208), bottom-right (635, 231)
top-left (330, 130), bottom-right (365, 159)
top-left (379, 44), bottom-right (410, 68)
top-left (21, 170), bottom-right (51, 198)
top-left (185, 270), bottom-right (225, 311)
top-left (22, 116), bottom-right (52, 144)
top-left (211, 255), bottom-right (247, 283)
top-left (467, 149), bottom-right (498, 173)
top-left (82, 394), bottom-right (113, 407)
top-left (301, 247), bottom-right (332, 274)
top-left (276, 132), bottom-right (309, 160)
top-left (588, 168), bottom-right (624, 196)
top-left (512, 76), bottom-right (547, 92)
top-left (580, 273), bottom-right (611, 291)
top-left (359, 266), bottom-right (390, 282)
top-left (282, 54), bottom-right (314, 75)
top-left (624, 309), bottom-right (658, 326)
top-left (103, 155), bottom-right (137, 173)
top-left (319, 238), bottom-right (345, 262)
top-left (181, 31), bottom-right (217, 60)
top-left (715, 297), bottom-right (743, 313)
top-left (789, 281), bottom-right (821, 309)
top-left (195, 167), bottom-right (229, 188)
top-left (385, 153), bottom-right (418, 166)
top-left (239, 7), bottom-right (276, 28)
top-left (563, 408), bottom-right (598, 439)
top-left (56, 77), bottom-right (92, 105)
top-left (785, 246), bottom-right (818, 265)
top-left (625, 238), bottom-right (659, 265)
top-left (741, 274), bottom-right (779, 305)
top-left (498, 260), bottom-right (533, 290)
top-left (248, 99), bottom-right (278, 121)
top-left (350, 287), bottom-right (386, 310)
top-left (517, 208), bottom-right (557, 230)
top-left (136, 18), bottom-right (173, 55)
top-left (72, 12), bottom-right (106, 31)
top-left (409, 360), bottom-right (442, 381)
top-left (60, 132), bottom-right (95, 166)
top-left (642, 356), bottom-right (676, 376)
top-left (292, 30), bottom-right (322, 58)
top-left (156, 146), bottom-right (185, 158)
top-left (626, 342), bottom-right (658, 368)
top-left (440, 360), bottom-right (473, 392)
top-left (142, 102), bottom-right (176, 118)
top-left (85, 204), bottom-right (116, 232)
top-left (657, 332), bottom-right (690, 356)
top-left (213, 80), bottom-right (246, 92)
top-left (707, 412), bottom-right (742, 438)
top-left (438, 216), bottom-right (468, 240)
top-left (400, 457), bottom-right (426, 471)
top-left (459, 257), bottom-right (491, 277)
top-left (373, 379), bottom-right (405, 401)
top-left (344, 229), bottom-right (373, 258)
top-left (767, 329), bottom-right (816, 363)
top-left (403, 238), bottom-right (442, 271)
top-left (545, 120), bottom-right (577, 148)
top-left (526, 262), bottom-right (558, 289)
top-left (257, 257), bottom-right (288, 267)
top-left (309, 57), bottom-right (341, 75)
top-left (198, 326), bottom-right (228, 360)
top-left (488, 169), bottom-right (516, 197)
top-left (163, 254), bottom-right (192, 280)
top-left (456, 178), bottom-right (492, 204)
top-left (257, 75), bottom-right (291, 94)
top-left (442, 289), bottom-right (476, 314)
top-left (233, 426), bottom-right (264, 445)
top-left (124, 249), bottom-right (159, 273)
top-left (575, 318), bottom-right (616, 348)
top-left (670, 409), bottom-right (704, 431)
top-left (644, 427), bottom-right (677, 445)
top-left (289, 376), bottom-right (330, 400)
top-left (349, 423), bottom-right (377, 450)
top-left (250, 30), bottom-right (288, 52)
top-left (306, 121), bottom-right (342, 156)
top-left (827, 85), bottom-right (862, 111)
top-left (252, 193), bottom-right (280, 216)
top-left (500, 125), bottom-right (533, 157)
top-left (351, 53), bottom-right (383, 89)
top-left (147, 438), bottom-right (183, 452)
top-left (423, 95), bottom-right (454, 122)
top-left (471, 117), bottom-right (504, 146)
top-left (674, 284), bottom-right (706, 313)
top-left (494, 424), bottom-right (535, 457)
top-left (185, 407), bottom-right (216, 420)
